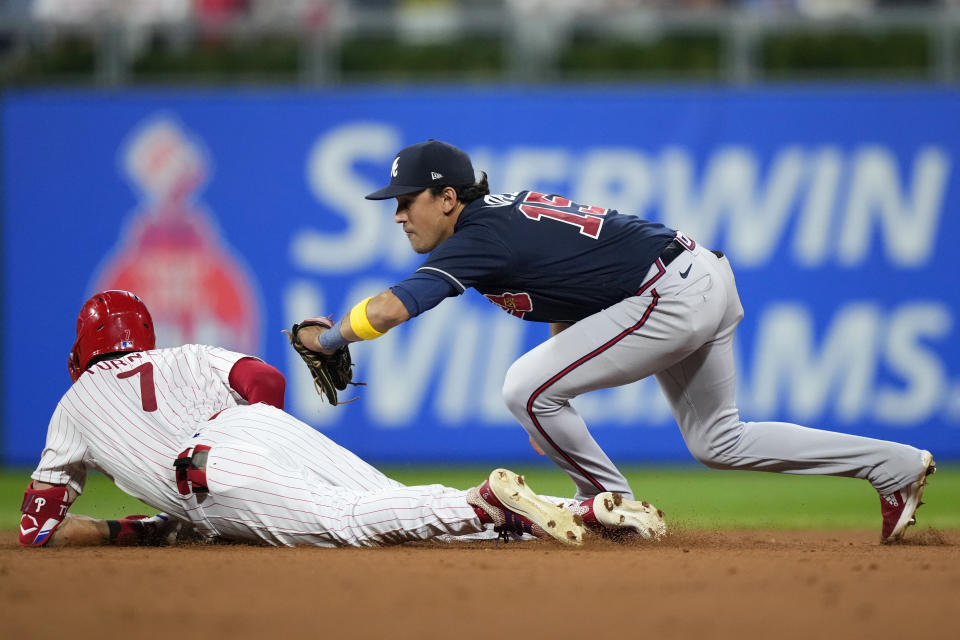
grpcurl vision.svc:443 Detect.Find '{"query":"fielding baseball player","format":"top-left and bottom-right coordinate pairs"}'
top-left (296, 139), bottom-right (936, 544)
top-left (19, 289), bottom-right (605, 548)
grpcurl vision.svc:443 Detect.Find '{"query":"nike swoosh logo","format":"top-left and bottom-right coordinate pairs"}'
top-left (679, 265), bottom-right (692, 279)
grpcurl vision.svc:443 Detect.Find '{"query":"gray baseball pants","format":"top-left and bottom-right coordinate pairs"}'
top-left (503, 239), bottom-right (926, 501)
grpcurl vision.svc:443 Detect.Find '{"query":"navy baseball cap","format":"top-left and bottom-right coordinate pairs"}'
top-left (365, 140), bottom-right (475, 200)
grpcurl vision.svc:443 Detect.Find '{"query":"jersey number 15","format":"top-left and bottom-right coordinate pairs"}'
top-left (518, 192), bottom-right (609, 239)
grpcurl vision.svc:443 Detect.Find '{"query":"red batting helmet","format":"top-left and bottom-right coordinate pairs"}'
top-left (68, 290), bottom-right (156, 382)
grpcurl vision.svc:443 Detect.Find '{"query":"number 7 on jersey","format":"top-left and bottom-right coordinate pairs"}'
top-left (117, 363), bottom-right (158, 412)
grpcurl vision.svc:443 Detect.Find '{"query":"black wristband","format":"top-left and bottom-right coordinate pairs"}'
top-left (106, 520), bottom-right (122, 544)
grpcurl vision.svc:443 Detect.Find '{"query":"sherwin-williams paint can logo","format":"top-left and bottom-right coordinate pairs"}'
top-left (93, 117), bottom-right (260, 355)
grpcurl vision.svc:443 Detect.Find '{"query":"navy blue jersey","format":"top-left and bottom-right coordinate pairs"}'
top-left (391, 190), bottom-right (676, 323)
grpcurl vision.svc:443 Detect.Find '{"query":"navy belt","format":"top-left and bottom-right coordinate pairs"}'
top-left (659, 238), bottom-right (724, 266)
top-left (659, 238), bottom-right (686, 267)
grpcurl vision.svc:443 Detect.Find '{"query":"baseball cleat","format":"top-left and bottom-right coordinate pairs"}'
top-left (467, 468), bottom-right (585, 546)
top-left (574, 492), bottom-right (667, 542)
top-left (880, 450), bottom-right (936, 544)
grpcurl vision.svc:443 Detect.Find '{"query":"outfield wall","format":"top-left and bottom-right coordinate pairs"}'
top-left (3, 88), bottom-right (958, 465)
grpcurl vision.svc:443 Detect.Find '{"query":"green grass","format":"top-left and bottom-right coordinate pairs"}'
top-left (4, 464), bottom-right (957, 532)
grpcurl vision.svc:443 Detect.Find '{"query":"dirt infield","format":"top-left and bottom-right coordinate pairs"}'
top-left (2, 528), bottom-right (956, 640)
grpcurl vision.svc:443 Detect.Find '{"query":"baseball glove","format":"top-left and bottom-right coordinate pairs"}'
top-left (283, 318), bottom-right (361, 406)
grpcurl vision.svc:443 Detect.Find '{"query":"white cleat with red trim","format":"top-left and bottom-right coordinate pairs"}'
top-left (573, 492), bottom-right (667, 542)
top-left (467, 468), bottom-right (585, 546)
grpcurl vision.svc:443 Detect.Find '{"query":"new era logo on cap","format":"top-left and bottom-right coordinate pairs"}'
top-left (365, 140), bottom-right (475, 200)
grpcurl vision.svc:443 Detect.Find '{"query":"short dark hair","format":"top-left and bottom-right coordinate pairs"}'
top-left (429, 171), bottom-right (490, 204)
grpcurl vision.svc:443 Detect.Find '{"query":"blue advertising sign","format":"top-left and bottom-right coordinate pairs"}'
top-left (3, 87), bottom-right (958, 466)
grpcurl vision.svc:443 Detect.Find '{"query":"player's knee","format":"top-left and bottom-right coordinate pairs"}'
top-left (683, 421), bottom-right (745, 469)
top-left (683, 437), bottom-right (712, 467)
top-left (502, 360), bottom-right (539, 417)
top-left (687, 446), bottom-right (729, 470)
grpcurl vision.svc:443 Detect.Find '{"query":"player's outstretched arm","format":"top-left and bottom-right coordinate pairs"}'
top-left (42, 513), bottom-right (184, 547)
top-left (298, 289), bottom-right (411, 352)
top-left (19, 485), bottom-right (111, 546)
top-left (21, 481), bottom-right (184, 548)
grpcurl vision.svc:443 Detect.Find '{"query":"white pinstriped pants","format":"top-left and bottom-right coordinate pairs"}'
top-left (178, 404), bottom-right (483, 547)
top-left (504, 241), bottom-right (926, 500)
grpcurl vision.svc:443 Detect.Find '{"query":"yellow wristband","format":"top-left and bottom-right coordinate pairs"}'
top-left (349, 297), bottom-right (386, 341)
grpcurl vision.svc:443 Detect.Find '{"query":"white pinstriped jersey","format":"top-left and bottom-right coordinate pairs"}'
top-left (31, 345), bottom-right (249, 518)
top-left (32, 345), bottom-right (485, 546)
